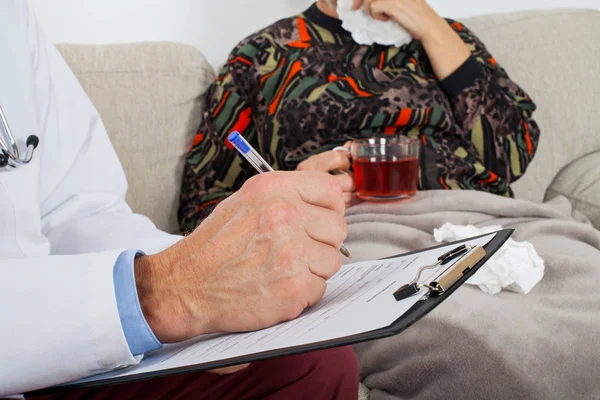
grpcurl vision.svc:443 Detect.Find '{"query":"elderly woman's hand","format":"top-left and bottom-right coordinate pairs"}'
top-left (352, 0), bottom-right (447, 41)
top-left (296, 143), bottom-right (357, 209)
top-left (352, 0), bottom-right (471, 80)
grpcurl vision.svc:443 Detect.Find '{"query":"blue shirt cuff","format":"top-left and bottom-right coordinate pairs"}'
top-left (113, 250), bottom-right (162, 356)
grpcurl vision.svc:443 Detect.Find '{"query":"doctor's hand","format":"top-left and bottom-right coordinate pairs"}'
top-left (135, 171), bottom-right (347, 343)
top-left (296, 142), bottom-right (357, 209)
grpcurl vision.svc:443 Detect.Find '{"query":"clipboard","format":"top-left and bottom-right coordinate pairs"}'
top-left (32, 228), bottom-right (513, 395)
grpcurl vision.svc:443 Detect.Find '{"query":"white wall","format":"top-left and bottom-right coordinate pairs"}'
top-left (32, 0), bottom-right (599, 68)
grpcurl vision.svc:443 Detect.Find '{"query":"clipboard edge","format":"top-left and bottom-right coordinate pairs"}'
top-left (32, 228), bottom-right (514, 395)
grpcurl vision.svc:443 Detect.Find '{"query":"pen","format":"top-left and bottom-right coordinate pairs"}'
top-left (228, 131), bottom-right (352, 259)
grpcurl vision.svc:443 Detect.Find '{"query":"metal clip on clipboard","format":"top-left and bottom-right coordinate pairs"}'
top-left (393, 244), bottom-right (487, 301)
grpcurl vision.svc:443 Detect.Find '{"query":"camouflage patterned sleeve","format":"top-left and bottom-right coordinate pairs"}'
top-left (178, 41), bottom-right (260, 233)
top-left (438, 20), bottom-right (541, 185)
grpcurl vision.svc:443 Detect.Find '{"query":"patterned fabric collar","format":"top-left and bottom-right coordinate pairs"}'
top-left (302, 3), bottom-right (352, 38)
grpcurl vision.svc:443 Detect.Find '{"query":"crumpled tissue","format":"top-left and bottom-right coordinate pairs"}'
top-left (336, 0), bottom-right (413, 47)
top-left (335, 0), bottom-right (449, 47)
top-left (433, 223), bottom-right (545, 295)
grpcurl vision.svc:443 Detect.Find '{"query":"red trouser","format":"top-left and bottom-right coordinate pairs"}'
top-left (28, 347), bottom-right (359, 400)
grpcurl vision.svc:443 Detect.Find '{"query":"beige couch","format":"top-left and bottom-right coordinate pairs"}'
top-left (56, 7), bottom-right (599, 398)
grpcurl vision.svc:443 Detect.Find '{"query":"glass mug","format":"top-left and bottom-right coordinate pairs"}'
top-left (345, 137), bottom-right (421, 201)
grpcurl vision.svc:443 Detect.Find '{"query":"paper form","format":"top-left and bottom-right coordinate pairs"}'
top-left (72, 233), bottom-right (496, 385)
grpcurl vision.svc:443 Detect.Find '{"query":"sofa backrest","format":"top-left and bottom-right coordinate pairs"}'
top-left (58, 42), bottom-right (215, 234)
top-left (462, 8), bottom-right (600, 203)
top-left (57, 8), bottom-right (600, 232)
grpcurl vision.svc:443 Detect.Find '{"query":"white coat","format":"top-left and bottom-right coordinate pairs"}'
top-left (0, 1), bottom-right (181, 396)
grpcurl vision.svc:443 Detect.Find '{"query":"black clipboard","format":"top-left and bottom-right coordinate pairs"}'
top-left (33, 229), bottom-right (513, 396)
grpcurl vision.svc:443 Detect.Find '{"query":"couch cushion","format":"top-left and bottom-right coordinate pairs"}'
top-left (546, 151), bottom-right (600, 229)
top-left (57, 42), bottom-right (215, 234)
top-left (462, 9), bottom-right (600, 204)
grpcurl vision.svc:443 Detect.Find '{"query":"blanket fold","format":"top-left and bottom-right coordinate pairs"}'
top-left (345, 191), bottom-right (600, 400)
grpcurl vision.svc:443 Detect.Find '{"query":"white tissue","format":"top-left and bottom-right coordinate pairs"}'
top-left (336, 0), bottom-right (413, 47)
top-left (433, 223), bottom-right (545, 295)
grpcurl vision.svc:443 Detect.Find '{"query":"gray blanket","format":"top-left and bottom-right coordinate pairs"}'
top-left (345, 190), bottom-right (600, 400)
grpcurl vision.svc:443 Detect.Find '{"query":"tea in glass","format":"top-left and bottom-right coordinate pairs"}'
top-left (351, 137), bottom-right (420, 201)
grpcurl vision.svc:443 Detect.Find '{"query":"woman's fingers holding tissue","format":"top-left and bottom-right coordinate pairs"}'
top-left (362, 0), bottom-right (446, 40)
top-left (353, 0), bottom-right (386, 20)
top-left (362, 0), bottom-right (393, 22)
top-left (352, 0), bottom-right (364, 10)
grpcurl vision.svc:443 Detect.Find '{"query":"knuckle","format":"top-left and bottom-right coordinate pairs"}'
top-left (286, 302), bottom-right (305, 321)
top-left (328, 250), bottom-right (343, 274)
top-left (312, 279), bottom-right (327, 302)
top-left (340, 218), bottom-right (349, 239)
top-left (320, 247), bottom-right (342, 278)
top-left (214, 194), bottom-right (236, 212)
top-left (348, 175), bottom-right (356, 190)
top-left (303, 279), bottom-right (325, 308)
top-left (327, 174), bottom-right (344, 195)
top-left (247, 171), bottom-right (288, 192)
top-left (343, 192), bottom-right (353, 203)
top-left (245, 173), bottom-right (269, 192)
top-left (302, 158), bottom-right (324, 172)
top-left (336, 151), bottom-right (348, 165)
top-left (285, 275), bottom-right (310, 301)
top-left (340, 174), bottom-right (354, 190)
top-left (260, 200), bottom-right (301, 231)
top-left (296, 160), bottom-right (308, 171)
top-left (298, 155), bottom-right (319, 171)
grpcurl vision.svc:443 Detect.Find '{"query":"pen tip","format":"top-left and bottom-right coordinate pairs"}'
top-left (340, 245), bottom-right (352, 259)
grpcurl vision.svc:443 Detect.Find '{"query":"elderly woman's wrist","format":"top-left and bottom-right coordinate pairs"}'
top-left (419, 19), bottom-right (472, 81)
top-left (420, 18), bottom-right (454, 46)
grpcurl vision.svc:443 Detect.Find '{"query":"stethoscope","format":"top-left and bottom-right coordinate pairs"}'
top-left (0, 103), bottom-right (39, 169)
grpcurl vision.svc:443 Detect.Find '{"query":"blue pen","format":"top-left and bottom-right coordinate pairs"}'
top-left (228, 131), bottom-right (351, 259)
